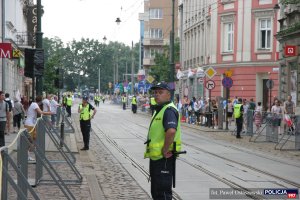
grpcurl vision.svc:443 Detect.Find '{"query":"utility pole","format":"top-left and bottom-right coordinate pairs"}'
top-left (36, 0), bottom-right (43, 96)
top-left (170, 0), bottom-right (175, 101)
top-left (98, 64), bottom-right (101, 94)
top-left (131, 41), bottom-right (134, 95)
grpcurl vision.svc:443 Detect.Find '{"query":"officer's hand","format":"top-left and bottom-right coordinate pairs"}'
top-left (163, 151), bottom-right (172, 158)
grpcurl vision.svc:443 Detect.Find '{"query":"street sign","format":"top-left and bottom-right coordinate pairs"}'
top-left (224, 69), bottom-right (233, 77)
top-left (266, 79), bottom-right (274, 89)
top-left (205, 80), bottom-right (215, 90)
top-left (205, 67), bottom-right (217, 79)
top-left (285, 45), bottom-right (296, 56)
top-left (222, 77), bottom-right (233, 88)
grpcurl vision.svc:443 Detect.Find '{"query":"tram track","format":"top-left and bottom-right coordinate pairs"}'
top-left (92, 125), bottom-right (183, 200)
top-left (120, 117), bottom-right (300, 189)
top-left (93, 122), bottom-right (269, 199)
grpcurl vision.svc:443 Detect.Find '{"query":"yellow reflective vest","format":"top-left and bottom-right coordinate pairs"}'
top-left (234, 104), bottom-right (242, 118)
top-left (122, 96), bottom-right (127, 103)
top-left (144, 102), bottom-right (181, 160)
top-left (132, 96), bottom-right (137, 105)
top-left (79, 104), bottom-right (92, 121)
top-left (150, 97), bottom-right (157, 106)
top-left (66, 97), bottom-right (73, 106)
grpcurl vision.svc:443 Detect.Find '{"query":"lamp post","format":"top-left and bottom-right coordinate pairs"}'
top-left (170, 0), bottom-right (175, 101)
top-left (36, 0), bottom-right (43, 96)
top-left (98, 64), bottom-right (101, 94)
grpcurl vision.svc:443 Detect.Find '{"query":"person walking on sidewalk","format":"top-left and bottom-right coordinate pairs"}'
top-left (0, 91), bottom-right (9, 147)
top-left (78, 96), bottom-right (97, 150)
top-left (144, 82), bottom-right (182, 200)
top-left (234, 98), bottom-right (244, 139)
top-left (12, 97), bottom-right (26, 133)
top-left (4, 93), bottom-right (13, 135)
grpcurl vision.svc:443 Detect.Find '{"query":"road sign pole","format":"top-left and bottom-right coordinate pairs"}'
top-left (225, 87), bottom-right (229, 130)
top-left (269, 86), bottom-right (272, 112)
top-left (208, 90), bottom-right (212, 128)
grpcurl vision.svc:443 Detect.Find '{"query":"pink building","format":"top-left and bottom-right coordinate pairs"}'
top-left (179, 0), bottom-right (280, 110)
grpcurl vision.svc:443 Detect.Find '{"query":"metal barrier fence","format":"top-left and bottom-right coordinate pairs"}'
top-left (1, 113), bottom-right (82, 200)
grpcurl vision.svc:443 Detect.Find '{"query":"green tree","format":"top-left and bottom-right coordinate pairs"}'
top-left (149, 38), bottom-right (180, 83)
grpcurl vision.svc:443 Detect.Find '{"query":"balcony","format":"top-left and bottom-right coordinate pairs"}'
top-left (143, 38), bottom-right (164, 46)
top-left (15, 32), bottom-right (35, 48)
top-left (143, 58), bottom-right (155, 66)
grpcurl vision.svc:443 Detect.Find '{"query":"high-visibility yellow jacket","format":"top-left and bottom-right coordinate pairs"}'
top-left (66, 97), bottom-right (73, 106)
top-left (132, 96), bottom-right (137, 105)
top-left (79, 104), bottom-right (92, 121)
top-left (234, 104), bottom-right (242, 118)
top-left (144, 102), bottom-right (181, 160)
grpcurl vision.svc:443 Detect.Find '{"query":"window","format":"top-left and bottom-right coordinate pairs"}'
top-left (150, 48), bottom-right (161, 58)
top-left (150, 29), bottom-right (163, 39)
top-left (223, 23), bottom-right (233, 52)
top-left (259, 19), bottom-right (271, 49)
top-left (150, 9), bottom-right (162, 19)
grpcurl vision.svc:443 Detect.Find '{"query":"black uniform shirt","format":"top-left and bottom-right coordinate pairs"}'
top-left (155, 102), bottom-right (179, 132)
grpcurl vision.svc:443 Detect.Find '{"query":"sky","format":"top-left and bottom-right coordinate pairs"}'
top-left (42, 0), bottom-right (144, 46)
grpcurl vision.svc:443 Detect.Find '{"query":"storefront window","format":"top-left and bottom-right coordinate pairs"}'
top-left (290, 62), bottom-right (297, 105)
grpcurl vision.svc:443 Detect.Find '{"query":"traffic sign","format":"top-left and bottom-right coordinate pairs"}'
top-left (205, 80), bottom-right (215, 90)
top-left (205, 67), bottom-right (217, 79)
top-left (222, 77), bottom-right (233, 88)
top-left (224, 69), bottom-right (233, 77)
top-left (266, 79), bottom-right (274, 89)
top-left (285, 45), bottom-right (296, 56)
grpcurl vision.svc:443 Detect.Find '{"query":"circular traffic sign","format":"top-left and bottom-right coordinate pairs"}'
top-left (266, 79), bottom-right (274, 89)
top-left (205, 80), bottom-right (215, 90)
top-left (222, 77), bottom-right (233, 88)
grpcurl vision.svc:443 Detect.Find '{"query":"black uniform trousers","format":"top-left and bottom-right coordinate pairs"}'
top-left (150, 157), bottom-right (173, 200)
top-left (80, 120), bottom-right (91, 149)
top-left (123, 102), bottom-right (126, 110)
top-left (66, 105), bottom-right (72, 117)
top-left (132, 104), bottom-right (137, 113)
top-left (236, 117), bottom-right (243, 138)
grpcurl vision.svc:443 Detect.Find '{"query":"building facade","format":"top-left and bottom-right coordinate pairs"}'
top-left (275, 1), bottom-right (300, 113)
top-left (0, 0), bottom-right (33, 98)
top-left (140, 0), bottom-right (178, 75)
top-left (179, 0), bottom-right (280, 110)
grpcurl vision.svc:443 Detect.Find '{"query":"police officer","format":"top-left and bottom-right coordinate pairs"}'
top-left (131, 95), bottom-right (137, 114)
top-left (144, 82), bottom-right (181, 200)
top-left (78, 96), bottom-right (97, 150)
top-left (66, 94), bottom-right (73, 117)
top-left (234, 98), bottom-right (244, 139)
top-left (121, 93), bottom-right (127, 110)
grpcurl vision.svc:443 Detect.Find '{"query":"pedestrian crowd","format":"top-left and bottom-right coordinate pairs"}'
top-left (0, 91), bottom-right (62, 148)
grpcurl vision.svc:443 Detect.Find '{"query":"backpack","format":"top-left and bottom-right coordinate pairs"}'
top-left (5, 99), bottom-right (12, 112)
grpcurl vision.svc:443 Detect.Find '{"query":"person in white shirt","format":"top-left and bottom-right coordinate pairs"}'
top-left (42, 94), bottom-right (51, 112)
top-left (271, 100), bottom-right (283, 135)
top-left (50, 95), bottom-right (60, 126)
top-left (24, 96), bottom-right (52, 141)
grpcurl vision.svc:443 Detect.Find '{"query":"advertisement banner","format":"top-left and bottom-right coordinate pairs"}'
top-left (0, 43), bottom-right (12, 58)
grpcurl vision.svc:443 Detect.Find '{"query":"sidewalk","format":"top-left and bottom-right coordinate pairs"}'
top-left (4, 113), bottom-right (150, 200)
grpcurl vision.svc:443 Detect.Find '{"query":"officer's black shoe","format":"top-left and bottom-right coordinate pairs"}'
top-left (80, 147), bottom-right (89, 151)
top-left (236, 136), bottom-right (242, 139)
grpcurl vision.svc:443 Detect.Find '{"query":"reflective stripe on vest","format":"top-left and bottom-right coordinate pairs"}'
top-left (132, 97), bottom-right (137, 105)
top-left (67, 97), bottom-right (73, 106)
top-left (79, 104), bottom-right (91, 121)
top-left (122, 97), bottom-right (127, 103)
top-left (144, 102), bottom-right (181, 160)
top-left (150, 97), bottom-right (157, 105)
top-left (234, 104), bottom-right (242, 118)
